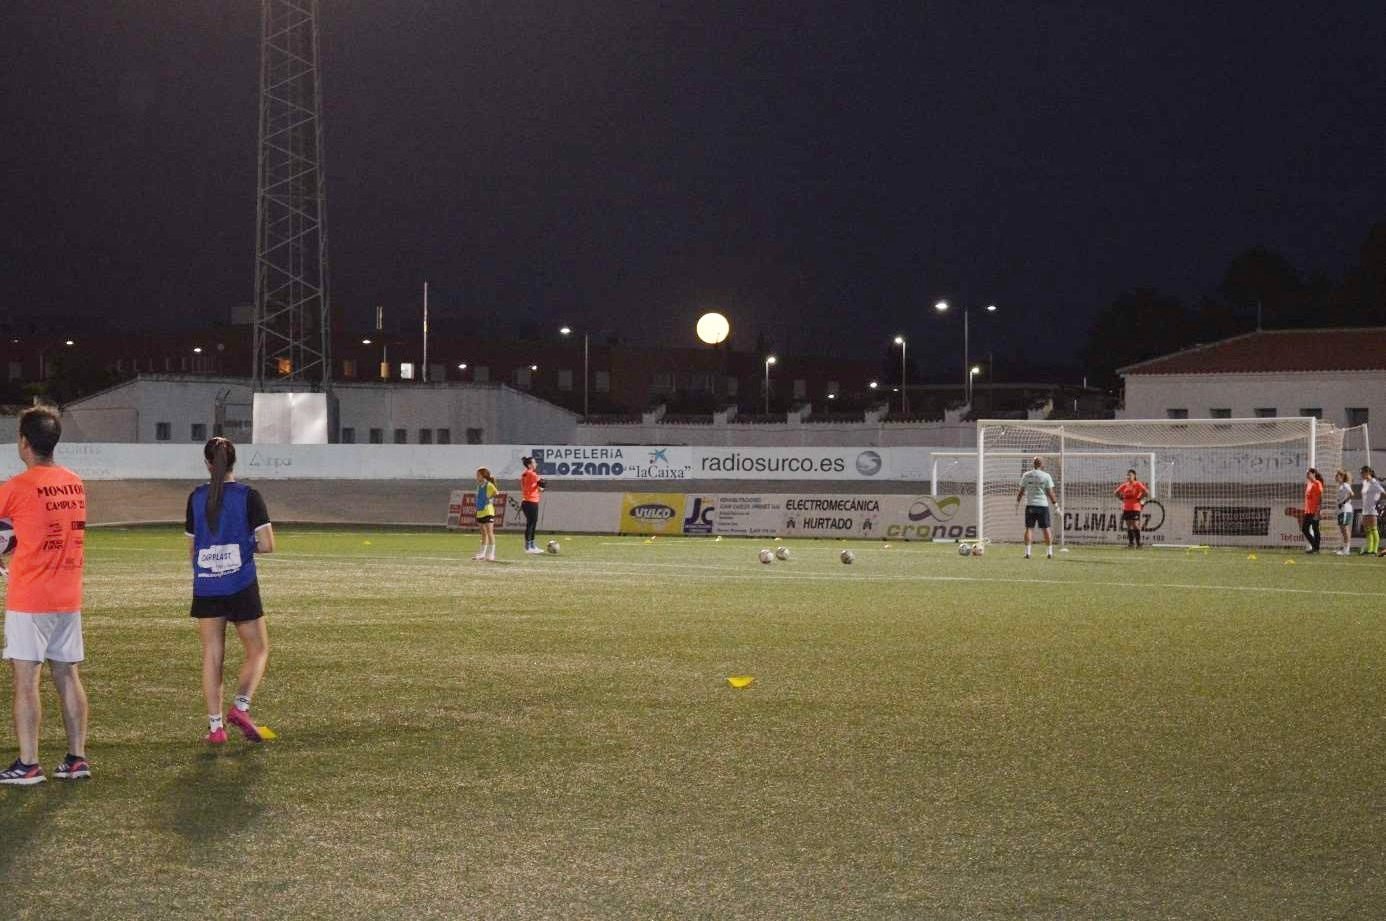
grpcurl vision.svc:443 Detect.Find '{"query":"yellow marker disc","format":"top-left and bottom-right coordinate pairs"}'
top-left (256, 726), bottom-right (278, 740)
top-left (726, 676), bottom-right (755, 689)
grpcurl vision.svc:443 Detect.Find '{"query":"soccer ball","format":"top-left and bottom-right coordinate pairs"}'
top-left (546, 540), bottom-right (560, 554)
top-left (958, 542), bottom-right (973, 556)
top-left (774, 546), bottom-right (791, 561)
top-left (0, 519), bottom-right (14, 556)
top-left (840, 549), bottom-right (855, 564)
top-left (758, 548), bottom-right (774, 564)
top-left (971, 542), bottom-right (985, 557)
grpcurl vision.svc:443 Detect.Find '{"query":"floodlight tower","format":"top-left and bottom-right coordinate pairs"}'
top-left (252, 0), bottom-right (332, 392)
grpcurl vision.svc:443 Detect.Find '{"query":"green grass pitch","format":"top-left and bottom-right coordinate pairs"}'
top-left (3, 528), bottom-right (1385, 919)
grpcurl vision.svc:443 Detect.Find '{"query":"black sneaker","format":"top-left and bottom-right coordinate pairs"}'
top-left (53, 755), bottom-right (91, 780)
top-left (0, 759), bottom-right (46, 786)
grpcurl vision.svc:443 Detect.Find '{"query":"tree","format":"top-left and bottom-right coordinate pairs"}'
top-left (1080, 288), bottom-right (1189, 387)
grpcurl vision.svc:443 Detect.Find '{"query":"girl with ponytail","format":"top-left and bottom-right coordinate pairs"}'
top-left (185, 437), bottom-right (275, 744)
top-left (473, 467), bottom-right (499, 561)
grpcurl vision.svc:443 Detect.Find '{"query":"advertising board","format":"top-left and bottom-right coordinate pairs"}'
top-left (619, 493), bottom-right (686, 535)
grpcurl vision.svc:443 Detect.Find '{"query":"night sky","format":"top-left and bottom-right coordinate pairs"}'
top-left (4, 2), bottom-right (1384, 374)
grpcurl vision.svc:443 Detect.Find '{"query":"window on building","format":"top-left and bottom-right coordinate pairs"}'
top-left (793, 379), bottom-right (808, 400)
top-left (651, 371), bottom-right (673, 394)
top-left (1347, 407), bottom-right (1369, 427)
top-left (341, 427), bottom-right (356, 444)
top-left (378, 362), bottom-right (391, 380)
top-left (369, 428), bottom-right (384, 444)
top-left (1299, 407), bottom-right (1322, 419)
top-left (7, 361), bottom-right (21, 382)
top-left (473, 365), bottom-right (489, 383)
top-left (155, 422), bottom-right (171, 441)
top-left (594, 370), bottom-right (610, 393)
top-left (180, 357), bottom-right (189, 371)
top-left (687, 372), bottom-right (713, 393)
top-left (1254, 408), bottom-right (1277, 418)
top-left (466, 427), bottom-right (483, 444)
top-left (1165, 409), bottom-right (1189, 420)
top-left (827, 381), bottom-right (840, 398)
top-left (513, 367), bottom-right (532, 389)
top-left (1209, 408), bottom-right (1231, 419)
top-left (419, 428), bottom-right (433, 445)
top-left (429, 363), bottom-right (445, 382)
top-left (436, 428), bottom-right (451, 445)
top-left (342, 359), bottom-right (357, 379)
top-left (275, 357), bottom-right (291, 375)
top-left (400, 362), bottom-right (415, 381)
top-left (190, 423), bottom-right (207, 441)
top-left (558, 369), bottom-right (573, 391)
top-left (393, 428), bottom-right (407, 444)
top-left (116, 358), bottom-right (125, 373)
top-left (726, 377), bottom-right (738, 397)
top-left (164, 357), bottom-right (173, 371)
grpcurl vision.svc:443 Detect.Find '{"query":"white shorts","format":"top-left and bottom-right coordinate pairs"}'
top-left (3, 611), bottom-right (84, 663)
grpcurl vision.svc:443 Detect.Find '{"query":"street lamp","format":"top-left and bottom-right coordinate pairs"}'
top-left (935, 301), bottom-right (998, 404)
top-left (559, 325), bottom-right (590, 421)
top-left (764, 355), bottom-right (777, 415)
top-left (893, 336), bottom-right (907, 416)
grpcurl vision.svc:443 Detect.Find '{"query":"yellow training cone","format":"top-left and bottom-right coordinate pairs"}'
top-left (1283, 559), bottom-right (1295, 565)
top-left (1247, 554), bottom-right (1257, 560)
top-left (726, 676), bottom-right (755, 689)
top-left (256, 725), bottom-right (278, 740)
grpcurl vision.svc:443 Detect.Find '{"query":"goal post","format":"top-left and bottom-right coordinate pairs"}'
top-left (974, 418), bottom-right (1342, 549)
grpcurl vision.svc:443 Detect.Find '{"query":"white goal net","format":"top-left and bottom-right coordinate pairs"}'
top-left (975, 418), bottom-right (1344, 548)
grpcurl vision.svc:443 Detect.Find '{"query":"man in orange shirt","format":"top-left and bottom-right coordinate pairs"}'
top-left (0, 406), bottom-right (90, 785)
top-left (1113, 469), bottom-right (1150, 549)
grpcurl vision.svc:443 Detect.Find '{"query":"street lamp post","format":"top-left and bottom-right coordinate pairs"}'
top-left (559, 326), bottom-right (589, 421)
top-left (764, 355), bottom-right (777, 415)
top-left (935, 301), bottom-right (997, 404)
top-left (893, 336), bottom-right (907, 416)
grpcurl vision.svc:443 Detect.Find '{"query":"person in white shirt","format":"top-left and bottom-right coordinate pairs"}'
top-left (1333, 469), bottom-right (1354, 555)
top-left (1015, 456), bottom-right (1060, 559)
top-left (1361, 466), bottom-right (1384, 556)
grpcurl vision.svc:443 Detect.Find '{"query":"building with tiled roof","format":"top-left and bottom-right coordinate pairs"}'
top-left (1118, 328), bottom-right (1384, 452)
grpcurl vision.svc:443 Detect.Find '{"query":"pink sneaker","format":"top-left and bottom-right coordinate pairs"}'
top-left (205, 727), bottom-right (228, 745)
top-left (225, 708), bottom-right (263, 743)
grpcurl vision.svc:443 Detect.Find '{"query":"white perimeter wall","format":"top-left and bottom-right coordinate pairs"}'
top-left (576, 420), bottom-right (976, 448)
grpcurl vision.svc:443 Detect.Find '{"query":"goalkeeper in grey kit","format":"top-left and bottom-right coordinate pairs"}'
top-left (1016, 456), bottom-right (1060, 559)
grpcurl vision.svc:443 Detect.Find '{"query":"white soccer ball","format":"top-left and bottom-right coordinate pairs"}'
top-left (971, 542), bottom-right (985, 557)
top-left (546, 540), bottom-right (560, 555)
top-left (958, 542), bottom-right (973, 556)
top-left (758, 548), bottom-right (774, 564)
top-left (774, 546), bottom-right (791, 561)
top-left (0, 519), bottom-right (14, 556)
top-left (840, 549), bottom-right (855, 564)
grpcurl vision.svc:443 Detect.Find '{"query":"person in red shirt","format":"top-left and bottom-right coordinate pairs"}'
top-left (0, 406), bottom-right (90, 785)
top-left (519, 456), bottom-right (546, 554)
top-left (1113, 469), bottom-right (1150, 549)
top-left (1302, 467), bottom-right (1325, 554)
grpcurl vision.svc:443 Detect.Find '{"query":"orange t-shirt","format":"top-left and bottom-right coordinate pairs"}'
top-left (0, 464), bottom-right (87, 613)
top-left (1116, 481), bottom-right (1148, 512)
top-left (1304, 479), bottom-right (1323, 516)
top-left (521, 468), bottom-right (542, 503)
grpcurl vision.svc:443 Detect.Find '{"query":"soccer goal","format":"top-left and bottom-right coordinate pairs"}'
top-left (975, 418), bottom-right (1344, 548)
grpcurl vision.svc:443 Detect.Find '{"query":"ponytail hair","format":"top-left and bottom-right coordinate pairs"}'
top-left (477, 466), bottom-right (496, 486)
top-left (204, 437), bottom-right (236, 531)
top-left (1308, 466), bottom-right (1324, 484)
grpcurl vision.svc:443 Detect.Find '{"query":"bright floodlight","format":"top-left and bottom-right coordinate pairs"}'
top-left (893, 335), bottom-right (905, 345)
top-left (869, 381), bottom-right (878, 389)
top-left (529, 364), bottom-right (538, 371)
top-left (361, 338), bottom-right (372, 345)
top-left (986, 304), bottom-right (997, 312)
top-left (457, 363), bottom-right (467, 370)
top-left (65, 339), bottom-right (75, 346)
top-left (559, 326), bottom-right (572, 336)
top-left (193, 347), bottom-right (203, 354)
top-left (696, 311), bottom-right (731, 345)
top-left (934, 301), bottom-right (949, 312)
top-left (970, 365), bottom-right (981, 375)
top-left (765, 355), bottom-right (777, 366)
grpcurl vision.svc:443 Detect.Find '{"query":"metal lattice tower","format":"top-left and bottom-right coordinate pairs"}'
top-left (252, 0), bottom-right (332, 391)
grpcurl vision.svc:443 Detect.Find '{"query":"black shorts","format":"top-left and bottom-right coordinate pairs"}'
top-left (190, 583), bottom-right (264, 622)
top-left (1024, 506), bottom-right (1051, 529)
top-left (475, 513), bottom-right (495, 524)
top-left (1121, 509), bottom-right (1141, 524)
